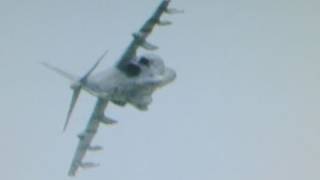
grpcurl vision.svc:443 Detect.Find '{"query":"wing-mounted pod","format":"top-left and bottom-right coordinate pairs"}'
top-left (79, 162), bottom-right (100, 169)
top-left (132, 32), bottom-right (159, 51)
top-left (157, 20), bottom-right (172, 26)
top-left (141, 41), bottom-right (159, 50)
top-left (165, 7), bottom-right (184, 14)
top-left (100, 116), bottom-right (118, 125)
top-left (88, 145), bottom-right (103, 151)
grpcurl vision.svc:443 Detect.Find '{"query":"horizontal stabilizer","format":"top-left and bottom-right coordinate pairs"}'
top-left (80, 162), bottom-right (100, 169)
top-left (158, 20), bottom-right (172, 26)
top-left (165, 8), bottom-right (184, 14)
top-left (41, 62), bottom-right (77, 82)
top-left (142, 41), bottom-right (158, 50)
top-left (82, 49), bottom-right (108, 83)
top-left (63, 86), bottom-right (81, 132)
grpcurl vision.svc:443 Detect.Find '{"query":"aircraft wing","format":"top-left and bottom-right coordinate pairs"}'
top-left (117, 0), bottom-right (178, 70)
top-left (68, 98), bottom-right (108, 176)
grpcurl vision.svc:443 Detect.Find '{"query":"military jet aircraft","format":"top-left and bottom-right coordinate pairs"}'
top-left (43, 0), bottom-right (182, 176)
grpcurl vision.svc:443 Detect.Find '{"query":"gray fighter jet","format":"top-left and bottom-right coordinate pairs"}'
top-left (43, 0), bottom-right (182, 176)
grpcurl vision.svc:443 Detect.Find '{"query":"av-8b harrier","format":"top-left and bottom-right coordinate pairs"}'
top-left (43, 0), bottom-right (182, 176)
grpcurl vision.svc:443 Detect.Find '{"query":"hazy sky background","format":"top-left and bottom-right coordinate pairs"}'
top-left (1, 0), bottom-right (320, 179)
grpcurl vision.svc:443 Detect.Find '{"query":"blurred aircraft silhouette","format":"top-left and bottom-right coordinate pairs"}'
top-left (43, 0), bottom-right (182, 176)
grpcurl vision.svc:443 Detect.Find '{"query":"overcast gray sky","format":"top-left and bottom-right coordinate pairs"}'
top-left (1, 0), bottom-right (320, 179)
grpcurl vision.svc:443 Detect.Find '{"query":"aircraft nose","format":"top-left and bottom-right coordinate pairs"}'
top-left (157, 67), bottom-right (176, 87)
top-left (165, 67), bottom-right (177, 82)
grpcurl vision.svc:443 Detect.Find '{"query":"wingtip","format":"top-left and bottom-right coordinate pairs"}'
top-left (62, 122), bottom-right (68, 133)
top-left (62, 115), bottom-right (72, 133)
top-left (40, 61), bottom-right (52, 69)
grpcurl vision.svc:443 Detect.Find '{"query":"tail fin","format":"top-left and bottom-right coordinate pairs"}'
top-left (42, 49), bottom-right (108, 132)
top-left (62, 50), bottom-right (108, 132)
top-left (41, 62), bottom-right (78, 82)
top-left (63, 87), bottom-right (81, 132)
